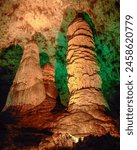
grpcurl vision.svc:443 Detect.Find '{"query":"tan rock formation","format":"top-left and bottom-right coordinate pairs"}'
top-left (37, 16), bottom-right (119, 149)
top-left (14, 63), bottom-right (59, 129)
top-left (41, 63), bottom-right (58, 111)
top-left (3, 41), bottom-right (46, 112)
top-left (42, 63), bottom-right (58, 100)
top-left (53, 16), bottom-right (118, 137)
top-left (0, 0), bottom-right (119, 149)
top-left (67, 17), bottom-right (108, 109)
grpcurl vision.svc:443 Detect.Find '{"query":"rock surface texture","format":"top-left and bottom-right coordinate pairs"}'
top-left (0, 0), bottom-right (102, 50)
top-left (65, 16), bottom-right (118, 135)
top-left (38, 16), bottom-right (119, 149)
top-left (0, 0), bottom-right (119, 149)
top-left (3, 41), bottom-right (46, 112)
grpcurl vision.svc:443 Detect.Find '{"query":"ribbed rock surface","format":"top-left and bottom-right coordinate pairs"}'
top-left (0, 0), bottom-right (119, 149)
top-left (66, 17), bottom-right (118, 137)
top-left (11, 63), bottom-right (59, 129)
top-left (67, 17), bottom-right (108, 108)
top-left (3, 41), bottom-right (46, 112)
top-left (42, 63), bottom-right (58, 100)
top-left (37, 16), bottom-right (119, 149)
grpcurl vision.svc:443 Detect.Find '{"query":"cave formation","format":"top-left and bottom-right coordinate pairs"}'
top-left (0, 0), bottom-right (120, 149)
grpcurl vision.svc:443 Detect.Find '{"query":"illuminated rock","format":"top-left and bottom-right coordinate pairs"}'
top-left (3, 41), bottom-right (46, 112)
top-left (0, 0), bottom-right (95, 50)
top-left (41, 63), bottom-right (58, 111)
top-left (36, 15), bottom-right (119, 149)
top-left (50, 16), bottom-right (119, 145)
top-left (0, 0), bottom-right (119, 149)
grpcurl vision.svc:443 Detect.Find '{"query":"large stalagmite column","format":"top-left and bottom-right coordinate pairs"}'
top-left (3, 41), bottom-right (46, 112)
top-left (57, 16), bottom-right (119, 138)
top-left (38, 16), bottom-right (119, 149)
top-left (67, 17), bottom-right (108, 112)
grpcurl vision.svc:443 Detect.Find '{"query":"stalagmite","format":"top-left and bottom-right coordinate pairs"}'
top-left (0, 0), bottom-right (120, 149)
top-left (41, 62), bottom-right (58, 111)
top-left (18, 62), bottom-right (59, 129)
top-left (39, 16), bottom-right (119, 149)
top-left (66, 16), bottom-right (118, 136)
top-left (3, 41), bottom-right (46, 112)
top-left (50, 15), bottom-right (119, 141)
top-left (42, 63), bottom-right (58, 100)
top-left (66, 17), bottom-right (108, 112)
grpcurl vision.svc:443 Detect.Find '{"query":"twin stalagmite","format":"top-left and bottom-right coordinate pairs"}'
top-left (2, 15), bottom-right (119, 148)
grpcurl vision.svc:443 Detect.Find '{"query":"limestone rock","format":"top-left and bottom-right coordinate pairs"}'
top-left (0, 0), bottom-right (96, 50)
top-left (66, 16), bottom-right (108, 108)
top-left (3, 41), bottom-right (46, 112)
top-left (0, 0), bottom-right (119, 149)
top-left (48, 16), bottom-right (119, 148)
top-left (30, 16), bottom-right (119, 149)
top-left (42, 63), bottom-right (58, 100)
